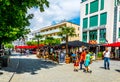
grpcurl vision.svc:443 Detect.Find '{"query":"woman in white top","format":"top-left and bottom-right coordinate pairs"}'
top-left (103, 48), bottom-right (111, 70)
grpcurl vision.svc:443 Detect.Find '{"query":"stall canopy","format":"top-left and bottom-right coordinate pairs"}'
top-left (54, 40), bottom-right (95, 48)
top-left (103, 42), bottom-right (120, 47)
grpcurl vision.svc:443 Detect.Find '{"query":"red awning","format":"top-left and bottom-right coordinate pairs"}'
top-left (15, 44), bottom-right (44, 49)
top-left (15, 45), bottom-right (37, 49)
top-left (103, 42), bottom-right (120, 47)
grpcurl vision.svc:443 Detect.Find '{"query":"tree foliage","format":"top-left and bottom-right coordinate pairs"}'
top-left (44, 37), bottom-right (60, 45)
top-left (58, 26), bottom-right (76, 55)
top-left (4, 43), bottom-right (14, 49)
top-left (0, 0), bottom-right (49, 45)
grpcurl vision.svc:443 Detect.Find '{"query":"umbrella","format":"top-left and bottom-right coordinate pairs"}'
top-left (103, 42), bottom-right (120, 47)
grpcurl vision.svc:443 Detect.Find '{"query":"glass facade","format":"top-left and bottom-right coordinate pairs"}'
top-left (119, 28), bottom-right (120, 38)
top-left (89, 30), bottom-right (97, 40)
top-left (119, 11), bottom-right (120, 22)
top-left (83, 18), bottom-right (88, 28)
top-left (90, 15), bottom-right (98, 27)
top-left (83, 32), bottom-right (87, 42)
top-left (100, 0), bottom-right (104, 10)
top-left (90, 0), bottom-right (99, 14)
top-left (81, 0), bottom-right (87, 3)
top-left (99, 29), bottom-right (106, 43)
top-left (100, 12), bottom-right (107, 25)
top-left (85, 4), bottom-right (88, 15)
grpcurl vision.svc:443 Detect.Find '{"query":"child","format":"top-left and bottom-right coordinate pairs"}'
top-left (74, 57), bottom-right (79, 72)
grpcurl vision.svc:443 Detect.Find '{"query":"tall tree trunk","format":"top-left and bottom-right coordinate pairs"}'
top-left (38, 39), bottom-right (39, 49)
top-left (66, 35), bottom-right (68, 56)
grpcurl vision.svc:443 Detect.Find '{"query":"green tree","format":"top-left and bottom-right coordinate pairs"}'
top-left (4, 43), bottom-right (14, 49)
top-left (44, 37), bottom-right (54, 45)
top-left (44, 37), bottom-right (60, 45)
top-left (34, 34), bottom-right (43, 48)
top-left (0, 0), bottom-right (49, 48)
top-left (26, 41), bottom-right (36, 45)
top-left (58, 26), bottom-right (76, 55)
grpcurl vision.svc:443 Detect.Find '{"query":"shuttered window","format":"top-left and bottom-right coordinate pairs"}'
top-left (83, 18), bottom-right (88, 29)
top-left (90, 15), bottom-right (98, 27)
top-left (100, 12), bottom-right (107, 25)
top-left (90, 0), bottom-right (99, 14)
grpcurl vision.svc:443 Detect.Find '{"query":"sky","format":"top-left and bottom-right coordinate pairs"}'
top-left (27, 0), bottom-right (81, 31)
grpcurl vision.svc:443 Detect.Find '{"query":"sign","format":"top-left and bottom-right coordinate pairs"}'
top-left (89, 40), bottom-right (97, 44)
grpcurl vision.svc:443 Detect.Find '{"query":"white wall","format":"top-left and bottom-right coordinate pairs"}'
top-left (80, 0), bottom-right (115, 43)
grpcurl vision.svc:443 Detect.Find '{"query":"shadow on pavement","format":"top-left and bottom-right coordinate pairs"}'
top-left (115, 69), bottom-right (120, 73)
top-left (1, 57), bottom-right (62, 75)
top-left (99, 67), bottom-right (105, 69)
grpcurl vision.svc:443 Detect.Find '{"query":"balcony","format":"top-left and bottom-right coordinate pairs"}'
top-left (40, 29), bottom-right (60, 35)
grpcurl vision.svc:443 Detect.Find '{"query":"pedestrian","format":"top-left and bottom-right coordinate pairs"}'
top-left (103, 47), bottom-right (111, 70)
top-left (60, 51), bottom-right (65, 63)
top-left (74, 57), bottom-right (79, 72)
top-left (26, 49), bottom-right (29, 57)
top-left (71, 52), bottom-right (76, 63)
top-left (79, 49), bottom-right (87, 70)
top-left (84, 51), bottom-right (92, 73)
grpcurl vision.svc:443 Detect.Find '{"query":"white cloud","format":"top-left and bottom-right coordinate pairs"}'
top-left (27, 0), bottom-right (81, 31)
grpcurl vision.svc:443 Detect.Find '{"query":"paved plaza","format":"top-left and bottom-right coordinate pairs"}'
top-left (0, 53), bottom-right (120, 82)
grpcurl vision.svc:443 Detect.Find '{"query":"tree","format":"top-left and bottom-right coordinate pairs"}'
top-left (58, 26), bottom-right (76, 55)
top-left (34, 34), bottom-right (43, 48)
top-left (44, 37), bottom-right (60, 45)
top-left (26, 41), bottom-right (36, 46)
top-left (4, 43), bottom-right (14, 49)
top-left (0, 0), bottom-right (49, 48)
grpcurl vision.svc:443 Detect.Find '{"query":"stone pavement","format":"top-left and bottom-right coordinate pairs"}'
top-left (0, 52), bottom-right (20, 82)
top-left (0, 53), bottom-right (120, 82)
top-left (12, 54), bottom-right (120, 82)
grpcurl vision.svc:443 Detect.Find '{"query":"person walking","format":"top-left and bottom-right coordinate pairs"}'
top-left (79, 49), bottom-right (87, 70)
top-left (26, 49), bottom-right (29, 57)
top-left (84, 51), bottom-right (92, 73)
top-left (103, 47), bottom-right (111, 70)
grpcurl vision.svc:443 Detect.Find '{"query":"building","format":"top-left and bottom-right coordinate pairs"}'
top-left (40, 22), bottom-right (80, 42)
top-left (80, 0), bottom-right (120, 44)
top-left (27, 30), bottom-right (40, 41)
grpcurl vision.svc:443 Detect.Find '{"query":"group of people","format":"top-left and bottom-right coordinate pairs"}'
top-left (73, 49), bottom-right (93, 73)
top-left (73, 47), bottom-right (111, 73)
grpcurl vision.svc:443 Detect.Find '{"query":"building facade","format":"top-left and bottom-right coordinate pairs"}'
top-left (40, 22), bottom-right (80, 42)
top-left (80, 0), bottom-right (120, 44)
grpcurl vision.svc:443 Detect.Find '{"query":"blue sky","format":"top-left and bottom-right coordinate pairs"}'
top-left (28, 0), bottom-right (81, 31)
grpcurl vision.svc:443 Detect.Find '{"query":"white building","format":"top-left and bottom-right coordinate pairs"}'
top-left (80, 0), bottom-right (120, 44)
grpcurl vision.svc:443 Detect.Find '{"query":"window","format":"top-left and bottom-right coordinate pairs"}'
top-left (85, 4), bottom-right (88, 15)
top-left (119, 11), bottom-right (120, 22)
top-left (81, 0), bottom-right (87, 3)
top-left (90, 0), bottom-right (99, 14)
top-left (100, 0), bottom-right (104, 10)
top-left (89, 30), bottom-right (97, 40)
top-left (99, 29), bottom-right (106, 43)
top-left (83, 18), bottom-right (88, 29)
top-left (100, 12), bottom-right (107, 25)
top-left (118, 28), bottom-right (120, 38)
top-left (90, 15), bottom-right (98, 27)
top-left (83, 32), bottom-right (87, 42)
